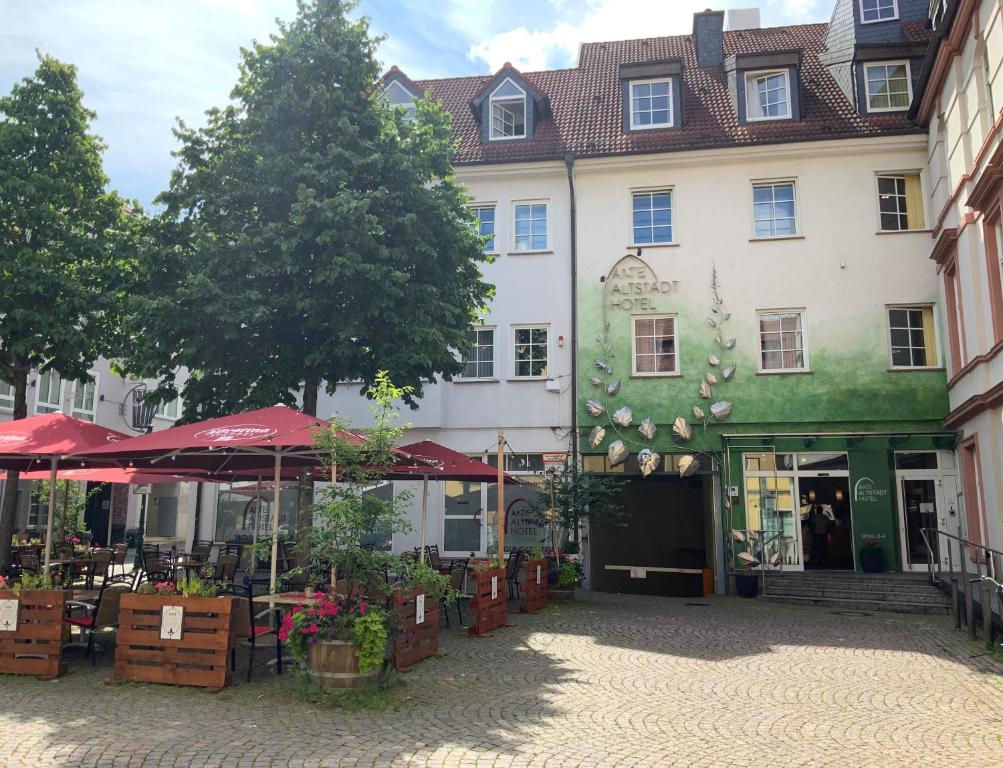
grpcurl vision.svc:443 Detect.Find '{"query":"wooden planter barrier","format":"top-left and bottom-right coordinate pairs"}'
top-left (114, 594), bottom-right (236, 691)
top-left (0, 590), bottom-right (68, 680)
top-left (468, 568), bottom-right (507, 637)
top-left (519, 559), bottom-right (548, 613)
top-left (392, 587), bottom-right (439, 670)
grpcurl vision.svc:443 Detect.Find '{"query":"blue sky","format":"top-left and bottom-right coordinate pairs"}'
top-left (0, 1), bottom-right (829, 207)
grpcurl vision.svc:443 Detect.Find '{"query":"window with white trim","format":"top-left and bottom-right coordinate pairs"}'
top-left (513, 202), bottom-right (548, 251)
top-left (864, 61), bottom-right (911, 112)
top-left (877, 173), bottom-right (924, 230)
top-left (758, 311), bottom-right (807, 372)
top-left (28, 497), bottom-right (49, 529)
top-left (460, 328), bottom-right (494, 379)
top-left (489, 79), bottom-right (526, 140)
top-left (860, 0), bottom-right (898, 23)
top-left (383, 80), bottom-right (416, 120)
top-left (632, 315), bottom-right (677, 375)
top-left (753, 181), bottom-right (797, 237)
top-left (888, 306), bottom-right (938, 368)
top-left (745, 70), bottom-right (791, 120)
top-left (512, 325), bottom-right (548, 378)
top-left (156, 398), bottom-right (181, 420)
top-left (473, 206), bottom-right (495, 253)
top-left (35, 370), bottom-right (63, 414)
top-left (71, 373), bottom-right (98, 421)
top-left (0, 380), bottom-right (13, 412)
top-left (631, 190), bottom-right (673, 245)
top-left (629, 78), bottom-right (673, 129)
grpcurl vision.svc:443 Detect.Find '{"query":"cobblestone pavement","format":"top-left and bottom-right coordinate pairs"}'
top-left (2, 592), bottom-right (1002, 768)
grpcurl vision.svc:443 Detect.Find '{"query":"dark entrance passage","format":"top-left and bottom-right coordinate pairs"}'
top-left (589, 473), bottom-right (712, 596)
top-left (84, 482), bottom-right (113, 547)
top-left (798, 476), bottom-right (853, 570)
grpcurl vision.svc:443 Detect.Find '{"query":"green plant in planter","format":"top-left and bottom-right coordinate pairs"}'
top-left (279, 596), bottom-right (387, 673)
top-left (556, 561), bottom-right (579, 589)
top-left (528, 547), bottom-right (544, 560)
top-left (399, 559), bottom-right (456, 605)
top-left (15, 571), bottom-right (57, 594)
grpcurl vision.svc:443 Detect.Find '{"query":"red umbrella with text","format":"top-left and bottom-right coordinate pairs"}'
top-left (0, 413), bottom-right (129, 569)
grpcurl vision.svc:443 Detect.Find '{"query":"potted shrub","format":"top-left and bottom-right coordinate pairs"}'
top-left (0, 572), bottom-right (69, 679)
top-left (547, 554), bottom-right (580, 601)
top-left (858, 538), bottom-right (884, 573)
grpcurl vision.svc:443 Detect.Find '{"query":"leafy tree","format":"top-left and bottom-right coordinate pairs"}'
top-left (0, 54), bottom-right (138, 571)
top-left (121, 0), bottom-right (492, 539)
top-left (533, 464), bottom-right (627, 553)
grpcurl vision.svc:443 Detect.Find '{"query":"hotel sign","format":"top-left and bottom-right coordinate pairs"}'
top-left (605, 255), bottom-right (677, 312)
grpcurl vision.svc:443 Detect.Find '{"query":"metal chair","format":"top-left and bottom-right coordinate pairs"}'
top-left (505, 549), bottom-right (523, 601)
top-left (213, 553), bottom-right (239, 583)
top-left (111, 543), bottom-right (128, 577)
top-left (441, 561), bottom-right (468, 628)
top-left (64, 574), bottom-right (133, 665)
top-left (221, 581), bottom-right (283, 682)
top-left (78, 549), bottom-right (113, 590)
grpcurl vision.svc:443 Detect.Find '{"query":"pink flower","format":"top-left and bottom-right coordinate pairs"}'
top-left (359, 601), bottom-right (367, 616)
top-left (303, 623), bottom-right (320, 635)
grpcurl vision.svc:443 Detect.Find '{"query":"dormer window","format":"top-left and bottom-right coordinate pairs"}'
top-left (629, 78), bottom-right (673, 129)
top-left (745, 70), bottom-right (792, 121)
top-left (859, 0), bottom-right (898, 24)
top-left (864, 61), bottom-right (912, 112)
top-left (383, 80), bottom-right (417, 120)
top-left (489, 79), bottom-right (526, 140)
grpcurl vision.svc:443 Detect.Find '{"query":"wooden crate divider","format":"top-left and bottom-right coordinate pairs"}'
top-left (468, 568), bottom-right (507, 637)
top-left (0, 590), bottom-right (68, 680)
top-left (519, 559), bottom-right (549, 613)
top-left (392, 587), bottom-right (439, 670)
top-left (114, 594), bottom-right (237, 691)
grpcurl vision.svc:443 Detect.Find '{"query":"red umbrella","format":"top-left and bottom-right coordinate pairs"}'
top-left (0, 413), bottom-right (130, 568)
top-left (5, 467), bottom-right (204, 484)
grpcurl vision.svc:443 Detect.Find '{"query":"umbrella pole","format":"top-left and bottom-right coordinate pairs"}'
top-left (419, 475), bottom-right (428, 564)
top-left (251, 475), bottom-right (261, 557)
top-left (497, 431), bottom-right (505, 563)
top-left (269, 455), bottom-right (281, 594)
top-left (44, 458), bottom-right (58, 571)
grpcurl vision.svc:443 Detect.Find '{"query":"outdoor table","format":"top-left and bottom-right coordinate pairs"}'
top-left (251, 591), bottom-right (319, 607)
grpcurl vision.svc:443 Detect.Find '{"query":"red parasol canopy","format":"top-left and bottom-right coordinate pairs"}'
top-left (3, 467), bottom-right (206, 485)
top-left (0, 413), bottom-right (128, 472)
top-left (391, 440), bottom-right (520, 484)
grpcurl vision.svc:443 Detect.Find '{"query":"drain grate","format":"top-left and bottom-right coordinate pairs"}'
top-left (831, 610), bottom-right (873, 617)
top-left (684, 602), bottom-right (711, 607)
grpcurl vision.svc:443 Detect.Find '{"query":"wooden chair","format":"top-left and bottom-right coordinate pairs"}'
top-left (221, 582), bottom-right (283, 682)
top-left (64, 575), bottom-right (133, 665)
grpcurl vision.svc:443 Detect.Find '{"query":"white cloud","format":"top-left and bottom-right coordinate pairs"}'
top-left (771, 0), bottom-right (824, 21)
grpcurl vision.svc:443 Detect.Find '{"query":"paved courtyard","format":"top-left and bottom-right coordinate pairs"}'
top-left (1, 592), bottom-right (1002, 768)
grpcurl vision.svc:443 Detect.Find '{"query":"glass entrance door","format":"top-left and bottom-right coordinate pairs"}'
top-left (745, 476), bottom-right (800, 569)
top-left (897, 477), bottom-right (940, 571)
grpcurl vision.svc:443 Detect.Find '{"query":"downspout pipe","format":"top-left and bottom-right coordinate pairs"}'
top-left (565, 153), bottom-right (578, 468)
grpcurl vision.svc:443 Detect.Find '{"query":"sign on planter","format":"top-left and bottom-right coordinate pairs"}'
top-left (0, 599), bottom-right (18, 632)
top-left (415, 593), bottom-right (425, 625)
top-left (491, 575), bottom-right (498, 600)
top-left (536, 564), bottom-right (542, 584)
top-left (160, 606), bottom-right (184, 640)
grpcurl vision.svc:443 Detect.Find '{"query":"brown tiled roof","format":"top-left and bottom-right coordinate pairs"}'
top-left (412, 23), bottom-right (921, 165)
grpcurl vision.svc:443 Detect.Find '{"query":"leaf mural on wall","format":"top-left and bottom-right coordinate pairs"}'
top-left (687, 264), bottom-right (736, 436)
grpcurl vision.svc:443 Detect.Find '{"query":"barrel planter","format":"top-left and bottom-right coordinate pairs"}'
top-left (547, 585), bottom-right (576, 601)
top-left (306, 638), bottom-right (380, 689)
top-left (0, 590), bottom-right (68, 680)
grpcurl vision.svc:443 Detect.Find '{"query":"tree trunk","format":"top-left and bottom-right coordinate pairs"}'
top-left (295, 379), bottom-right (320, 566)
top-left (0, 363), bottom-right (29, 572)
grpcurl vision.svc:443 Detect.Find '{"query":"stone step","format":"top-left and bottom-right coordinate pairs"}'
top-left (763, 594), bottom-right (952, 615)
top-left (763, 585), bottom-right (951, 605)
top-left (763, 576), bottom-right (937, 593)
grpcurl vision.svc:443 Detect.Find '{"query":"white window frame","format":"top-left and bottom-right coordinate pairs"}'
top-left (859, 0), bottom-right (899, 24)
top-left (511, 200), bottom-right (550, 253)
top-left (510, 324), bottom-right (550, 380)
top-left (71, 371), bottom-right (99, 421)
top-left (751, 179), bottom-right (799, 239)
top-left (631, 314), bottom-right (680, 377)
top-left (155, 397), bottom-right (181, 421)
top-left (489, 78), bottom-right (527, 141)
top-left (382, 80), bottom-right (417, 120)
top-left (756, 309), bottom-right (809, 373)
top-left (886, 303), bottom-right (940, 370)
top-left (875, 171), bottom-right (924, 231)
top-left (34, 370), bottom-right (63, 415)
top-left (745, 69), bottom-right (792, 122)
top-left (864, 60), bottom-right (913, 113)
top-left (0, 379), bottom-right (13, 413)
top-left (628, 77), bottom-right (674, 130)
top-left (458, 326), bottom-right (497, 381)
top-left (471, 204), bottom-right (497, 254)
top-left (629, 188), bottom-right (674, 246)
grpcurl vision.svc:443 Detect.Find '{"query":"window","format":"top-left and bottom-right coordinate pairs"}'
top-left (758, 311), bottom-right (807, 372)
top-left (28, 496), bottom-right (48, 530)
top-left (71, 373), bottom-right (98, 421)
top-left (864, 62), bottom-right (911, 112)
top-left (753, 182), bottom-right (797, 237)
top-left (631, 191), bottom-right (673, 245)
top-left (745, 70), bottom-right (791, 120)
top-left (512, 326), bottom-right (548, 378)
top-left (383, 80), bottom-right (416, 120)
top-left (513, 202), bottom-right (548, 251)
top-left (632, 316), bottom-right (677, 375)
top-left (860, 0), bottom-right (898, 23)
top-left (473, 206), bottom-right (495, 253)
top-left (878, 174), bottom-right (924, 230)
top-left (460, 328), bottom-right (494, 379)
top-left (444, 480), bottom-right (486, 553)
top-left (486, 452), bottom-right (546, 472)
top-left (888, 306), bottom-right (938, 368)
top-left (0, 380), bottom-right (12, 412)
top-left (35, 370), bottom-right (62, 414)
top-left (156, 398), bottom-right (181, 420)
top-left (629, 78), bottom-right (673, 129)
top-left (489, 79), bottom-right (526, 140)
